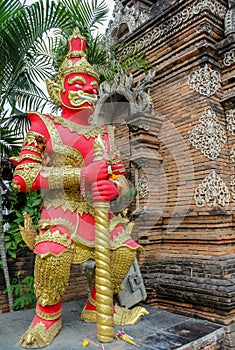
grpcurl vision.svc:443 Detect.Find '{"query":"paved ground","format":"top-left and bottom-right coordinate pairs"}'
top-left (0, 299), bottom-right (225, 349)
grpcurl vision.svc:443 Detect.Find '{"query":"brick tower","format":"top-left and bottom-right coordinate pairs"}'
top-left (101, 0), bottom-right (235, 348)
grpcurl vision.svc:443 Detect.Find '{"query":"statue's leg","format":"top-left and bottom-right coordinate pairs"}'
top-left (80, 246), bottom-right (149, 325)
top-left (19, 230), bottom-right (73, 348)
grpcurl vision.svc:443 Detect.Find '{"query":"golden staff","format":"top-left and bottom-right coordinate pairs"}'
top-left (93, 135), bottom-right (114, 343)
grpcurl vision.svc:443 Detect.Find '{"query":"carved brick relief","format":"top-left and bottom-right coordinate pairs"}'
top-left (231, 177), bottom-right (235, 201)
top-left (223, 48), bottom-right (235, 66)
top-left (189, 107), bottom-right (227, 160)
top-left (226, 109), bottom-right (235, 135)
top-left (107, 0), bottom-right (150, 36)
top-left (230, 148), bottom-right (235, 163)
top-left (188, 64), bottom-right (221, 97)
top-left (114, 1), bottom-right (226, 59)
top-left (194, 171), bottom-right (230, 207)
top-left (138, 175), bottom-right (150, 198)
top-left (197, 22), bottom-right (212, 33)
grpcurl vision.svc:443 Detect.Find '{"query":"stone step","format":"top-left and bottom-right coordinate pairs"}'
top-left (0, 299), bottom-right (225, 349)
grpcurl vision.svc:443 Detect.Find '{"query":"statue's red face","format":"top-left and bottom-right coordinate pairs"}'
top-left (60, 72), bottom-right (98, 110)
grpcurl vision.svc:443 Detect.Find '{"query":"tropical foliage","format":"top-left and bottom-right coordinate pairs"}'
top-left (4, 274), bottom-right (36, 310)
top-left (3, 190), bottom-right (41, 261)
top-left (0, 0), bottom-right (109, 139)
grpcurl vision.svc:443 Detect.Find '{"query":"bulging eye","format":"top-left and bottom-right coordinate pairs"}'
top-left (75, 83), bottom-right (83, 89)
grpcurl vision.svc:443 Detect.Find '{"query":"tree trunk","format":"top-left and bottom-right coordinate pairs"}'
top-left (0, 181), bottom-right (14, 312)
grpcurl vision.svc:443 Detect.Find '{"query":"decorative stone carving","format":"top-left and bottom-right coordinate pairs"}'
top-left (133, 167), bottom-right (149, 214)
top-left (189, 107), bottom-right (227, 160)
top-left (134, 167), bottom-right (140, 212)
top-left (225, 109), bottom-right (235, 135)
top-left (230, 148), bottom-right (235, 162)
top-left (116, 1), bottom-right (226, 59)
top-left (129, 120), bottom-right (150, 132)
top-left (197, 22), bottom-right (212, 33)
top-left (225, 0), bottom-right (235, 37)
top-left (231, 177), bottom-right (235, 201)
top-left (188, 64), bottom-right (221, 97)
top-left (191, 0), bottom-right (227, 17)
top-left (94, 70), bottom-right (156, 121)
top-left (223, 48), bottom-right (235, 66)
top-left (194, 171), bottom-right (230, 207)
top-left (138, 176), bottom-right (150, 198)
top-left (107, 0), bottom-right (151, 37)
top-left (133, 159), bottom-right (150, 168)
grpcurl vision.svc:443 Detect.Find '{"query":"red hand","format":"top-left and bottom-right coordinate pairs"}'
top-left (92, 180), bottom-right (119, 202)
top-left (83, 160), bottom-right (109, 184)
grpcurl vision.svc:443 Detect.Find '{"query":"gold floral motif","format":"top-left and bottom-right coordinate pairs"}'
top-left (110, 247), bottom-right (136, 294)
top-left (35, 113), bottom-right (85, 165)
top-left (41, 166), bottom-right (80, 190)
top-left (24, 131), bottom-right (46, 148)
top-left (13, 163), bottom-right (41, 192)
top-left (12, 154), bottom-right (42, 163)
top-left (110, 223), bottom-right (134, 249)
top-left (20, 212), bottom-right (38, 251)
top-left (109, 216), bottom-right (129, 232)
top-left (39, 218), bottom-right (77, 236)
top-left (22, 145), bottom-right (43, 154)
top-left (50, 150), bottom-right (84, 168)
top-left (34, 248), bottom-right (73, 306)
top-left (12, 180), bottom-right (21, 192)
top-left (73, 244), bottom-right (95, 264)
top-left (51, 115), bottom-right (106, 139)
top-left (42, 189), bottom-right (95, 215)
top-left (35, 230), bottom-right (74, 250)
top-left (36, 308), bottom-right (61, 321)
top-left (19, 319), bottom-right (62, 348)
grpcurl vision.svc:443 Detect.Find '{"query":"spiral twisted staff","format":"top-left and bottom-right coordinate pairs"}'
top-left (93, 135), bottom-right (114, 343)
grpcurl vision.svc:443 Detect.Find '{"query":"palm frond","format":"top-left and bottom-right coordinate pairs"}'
top-left (0, 0), bottom-right (74, 109)
top-left (0, 0), bottom-right (22, 29)
top-left (13, 85), bottom-right (52, 112)
top-left (60, 0), bottom-right (108, 33)
top-left (3, 113), bottom-right (30, 136)
top-left (0, 112), bottom-right (23, 156)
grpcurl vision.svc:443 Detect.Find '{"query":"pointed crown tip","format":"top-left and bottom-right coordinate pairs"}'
top-left (67, 28), bottom-right (87, 58)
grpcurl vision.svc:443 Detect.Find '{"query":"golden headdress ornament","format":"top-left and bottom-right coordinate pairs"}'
top-left (46, 28), bottom-right (99, 106)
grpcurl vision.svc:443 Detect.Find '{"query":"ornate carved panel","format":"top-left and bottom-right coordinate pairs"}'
top-left (115, 1), bottom-right (226, 59)
top-left (223, 48), bottom-right (235, 66)
top-left (231, 177), bottom-right (235, 201)
top-left (194, 171), bottom-right (230, 207)
top-left (188, 64), bottom-right (221, 97)
top-left (107, 0), bottom-right (151, 37)
top-left (225, 109), bottom-right (235, 135)
top-left (189, 107), bottom-right (227, 160)
top-left (138, 175), bottom-right (150, 198)
top-left (197, 22), bottom-right (212, 33)
top-left (230, 148), bottom-right (235, 162)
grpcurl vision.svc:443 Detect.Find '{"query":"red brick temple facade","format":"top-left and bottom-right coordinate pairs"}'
top-left (96, 0), bottom-right (235, 348)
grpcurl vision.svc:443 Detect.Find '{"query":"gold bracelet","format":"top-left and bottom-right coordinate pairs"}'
top-left (41, 166), bottom-right (80, 190)
top-left (36, 308), bottom-right (61, 321)
top-left (63, 166), bottom-right (80, 189)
